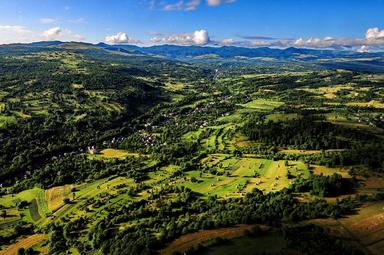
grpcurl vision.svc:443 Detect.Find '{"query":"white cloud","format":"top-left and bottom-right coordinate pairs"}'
top-left (293, 37), bottom-right (336, 48)
top-left (40, 18), bottom-right (56, 24)
top-left (41, 27), bottom-right (85, 41)
top-left (365, 27), bottom-right (384, 41)
top-left (0, 25), bottom-right (31, 34)
top-left (219, 38), bottom-right (234, 45)
top-left (162, 0), bottom-right (201, 11)
top-left (163, 1), bottom-right (183, 11)
top-left (193, 29), bottom-right (209, 44)
top-left (42, 27), bottom-right (62, 39)
top-left (186, 0), bottom-right (201, 10)
top-left (157, 0), bottom-right (235, 11)
top-left (150, 29), bottom-right (210, 45)
top-left (207, 0), bottom-right (236, 6)
top-left (105, 32), bottom-right (141, 44)
top-left (357, 45), bottom-right (370, 53)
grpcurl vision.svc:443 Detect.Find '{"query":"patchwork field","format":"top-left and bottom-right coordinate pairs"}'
top-left (172, 154), bottom-right (347, 197)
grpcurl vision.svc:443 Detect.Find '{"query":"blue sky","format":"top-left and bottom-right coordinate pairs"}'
top-left (0, 0), bottom-right (383, 50)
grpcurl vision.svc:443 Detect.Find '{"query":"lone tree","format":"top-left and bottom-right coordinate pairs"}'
top-left (1, 209), bottom-right (6, 219)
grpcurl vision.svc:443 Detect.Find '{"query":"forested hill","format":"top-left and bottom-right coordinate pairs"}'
top-left (0, 42), bottom-right (206, 188)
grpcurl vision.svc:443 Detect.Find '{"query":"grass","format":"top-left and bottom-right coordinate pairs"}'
top-left (346, 100), bottom-right (384, 109)
top-left (72, 113), bottom-right (87, 122)
top-left (99, 148), bottom-right (131, 159)
top-left (29, 199), bottom-right (41, 221)
top-left (88, 148), bottom-right (141, 160)
top-left (46, 184), bottom-right (74, 212)
top-left (10, 111), bottom-right (31, 119)
top-left (299, 84), bottom-right (355, 99)
top-left (0, 208), bottom-right (20, 224)
top-left (164, 82), bottom-right (186, 92)
top-left (311, 165), bottom-right (350, 178)
top-left (0, 115), bottom-right (17, 128)
top-left (72, 83), bottom-right (84, 89)
top-left (239, 99), bottom-right (284, 111)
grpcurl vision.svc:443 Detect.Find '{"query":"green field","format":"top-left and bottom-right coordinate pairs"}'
top-left (239, 99), bottom-right (284, 111)
top-left (0, 115), bottom-right (17, 128)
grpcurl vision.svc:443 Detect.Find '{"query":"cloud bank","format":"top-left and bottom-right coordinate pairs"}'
top-left (0, 24), bottom-right (85, 44)
top-left (210, 27), bottom-right (384, 51)
top-left (150, 29), bottom-right (210, 45)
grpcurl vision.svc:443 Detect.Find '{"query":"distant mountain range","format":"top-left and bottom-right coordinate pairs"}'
top-left (95, 42), bottom-right (384, 61)
top-left (2, 41), bottom-right (384, 72)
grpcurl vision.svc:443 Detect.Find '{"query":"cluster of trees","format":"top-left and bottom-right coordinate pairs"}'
top-left (241, 112), bottom-right (384, 172)
top-left (243, 116), bottom-right (375, 150)
top-left (290, 173), bottom-right (357, 197)
top-left (283, 224), bottom-right (364, 255)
